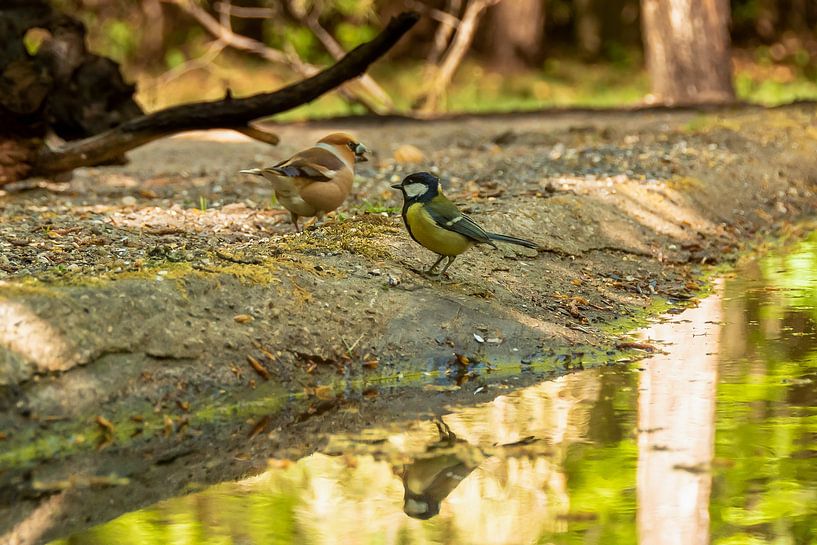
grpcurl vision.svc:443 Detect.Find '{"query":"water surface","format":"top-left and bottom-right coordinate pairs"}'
top-left (54, 235), bottom-right (817, 545)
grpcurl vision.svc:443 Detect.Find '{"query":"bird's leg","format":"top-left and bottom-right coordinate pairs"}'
top-left (439, 256), bottom-right (457, 275)
top-left (433, 418), bottom-right (455, 443)
top-left (425, 255), bottom-right (446, 275)
top-left (291, 212), bottom-right (301, 232)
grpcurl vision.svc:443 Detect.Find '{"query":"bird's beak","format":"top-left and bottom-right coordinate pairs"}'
top-left (354, 143), bottom-right (369, 163)
top-left (240, 168), bottom-right (263, 175)
top-left (390, 183), bottom-right (402, 190)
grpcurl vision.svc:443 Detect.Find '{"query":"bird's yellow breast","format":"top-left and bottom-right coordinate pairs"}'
top-left (405, 203), bottom-right (473, 256)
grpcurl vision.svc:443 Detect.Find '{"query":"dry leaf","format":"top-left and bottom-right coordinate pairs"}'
top-left (95, 415), bottom-right (115, 434)
top-left (247, 355), bottom-right (271, 379)
top-left (314, 385), bottom-right (334, 400)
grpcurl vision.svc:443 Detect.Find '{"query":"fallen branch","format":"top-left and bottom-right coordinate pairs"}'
top-left (27, 11), bottom-right (419, 180)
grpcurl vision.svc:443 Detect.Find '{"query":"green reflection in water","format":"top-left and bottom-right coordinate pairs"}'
top-left (52, 235), bottom-right (817, 545)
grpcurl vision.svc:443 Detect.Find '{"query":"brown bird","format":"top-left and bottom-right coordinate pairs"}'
top-left (241, 132), bottom-right (368, 231)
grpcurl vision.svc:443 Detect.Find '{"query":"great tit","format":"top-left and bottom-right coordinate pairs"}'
top-left (241, 132), bottom-right (368, 231)
top-left (391, 172), bottom-right (539, 275)
top-left (401, 420), bottom-right (483, 519)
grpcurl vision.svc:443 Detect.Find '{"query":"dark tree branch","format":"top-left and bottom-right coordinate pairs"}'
top-left (28, 11), bottom-right (419, 180)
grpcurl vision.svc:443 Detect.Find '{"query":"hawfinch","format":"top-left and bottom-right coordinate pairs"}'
top-left (241, 132), bottom-right (368, 231)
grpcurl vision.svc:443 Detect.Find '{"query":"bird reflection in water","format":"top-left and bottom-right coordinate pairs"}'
top-left (399, 419), bottom-right (486, 519)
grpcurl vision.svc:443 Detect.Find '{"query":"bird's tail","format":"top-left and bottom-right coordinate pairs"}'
top-left (487, 232), bottom-right (540, 249)
top-left (239, 168), bottom-right (263, 175)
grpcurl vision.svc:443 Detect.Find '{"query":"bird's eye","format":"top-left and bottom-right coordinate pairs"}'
top-left (347, 142), bottom-right (357, 150)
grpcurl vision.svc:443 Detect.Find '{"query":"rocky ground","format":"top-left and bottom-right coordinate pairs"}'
top-left (2, 103), bottom-right (817, 545)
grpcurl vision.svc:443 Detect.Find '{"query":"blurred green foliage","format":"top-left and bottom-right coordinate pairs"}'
top-left (44, 0), bottom-right (817, 115)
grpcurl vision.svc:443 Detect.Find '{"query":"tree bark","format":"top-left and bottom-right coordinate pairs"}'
top-left (483, 0), bottom-right (545, 70)
top-left (0, 0), bottom-right (144, 141)
top-left (641, 0), bottom-right (735, 105)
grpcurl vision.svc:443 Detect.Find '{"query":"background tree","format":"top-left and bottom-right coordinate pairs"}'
top-left (482, 0), bottom-right (546, 71)
top-left (641, 0), bottom-right (735, 105)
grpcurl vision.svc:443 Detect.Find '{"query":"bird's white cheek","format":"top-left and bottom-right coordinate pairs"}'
top-left (404, 498), bottom-right (428, 515)
top-left (403, 183), bottom-right (427, 198)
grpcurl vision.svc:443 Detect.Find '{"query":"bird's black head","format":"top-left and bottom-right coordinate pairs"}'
top-left (390, 172), bottom-right (439, 202)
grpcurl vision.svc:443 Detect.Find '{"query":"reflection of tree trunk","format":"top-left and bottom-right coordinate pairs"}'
top-left (636, 284), bottom-right (720, 545)
top-left (586, 369), bottom-right (629, 444)
top-left (483, 0), bottom-right (545, 70)
top-left (641, 0), bottom-right (735, 105)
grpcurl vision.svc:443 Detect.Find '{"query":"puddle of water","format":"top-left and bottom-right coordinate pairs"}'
top-left (48, 235), bottom-right (817, 545)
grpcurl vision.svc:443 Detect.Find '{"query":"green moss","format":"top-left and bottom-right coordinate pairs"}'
top-left (0, 381), bottom-right (288, 470)
top-left (275, 213), bottom-right (400, 261)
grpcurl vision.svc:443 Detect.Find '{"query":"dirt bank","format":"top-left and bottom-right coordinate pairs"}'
top-left (2, 104), bottom-right (817, 544)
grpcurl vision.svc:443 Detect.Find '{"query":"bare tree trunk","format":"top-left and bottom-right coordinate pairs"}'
top-left (483, 0), bottom-right (545, 71)
top-left (416, 0), bottom-right (500, 113)
top-left (641, 0), bottom-right (735, 105)
top-left (426, 0), bottom-right (462, 65)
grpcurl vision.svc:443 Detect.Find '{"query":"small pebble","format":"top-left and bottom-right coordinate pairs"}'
top-left (393, 144), bottom-right (425, 164)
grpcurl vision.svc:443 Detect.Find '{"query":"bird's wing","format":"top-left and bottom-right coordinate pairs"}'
top-left (270, 147), bottom-right (346, 181)
top-left (425, 199), bottom-right (494, 244)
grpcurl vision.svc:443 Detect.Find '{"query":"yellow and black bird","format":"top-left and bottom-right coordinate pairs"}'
top-left (391, 172), bottom-right (539, 275)
top-left (241, 132), bottom-right (368, 231)
top-left (400, 420), bottom-right (484, 520)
